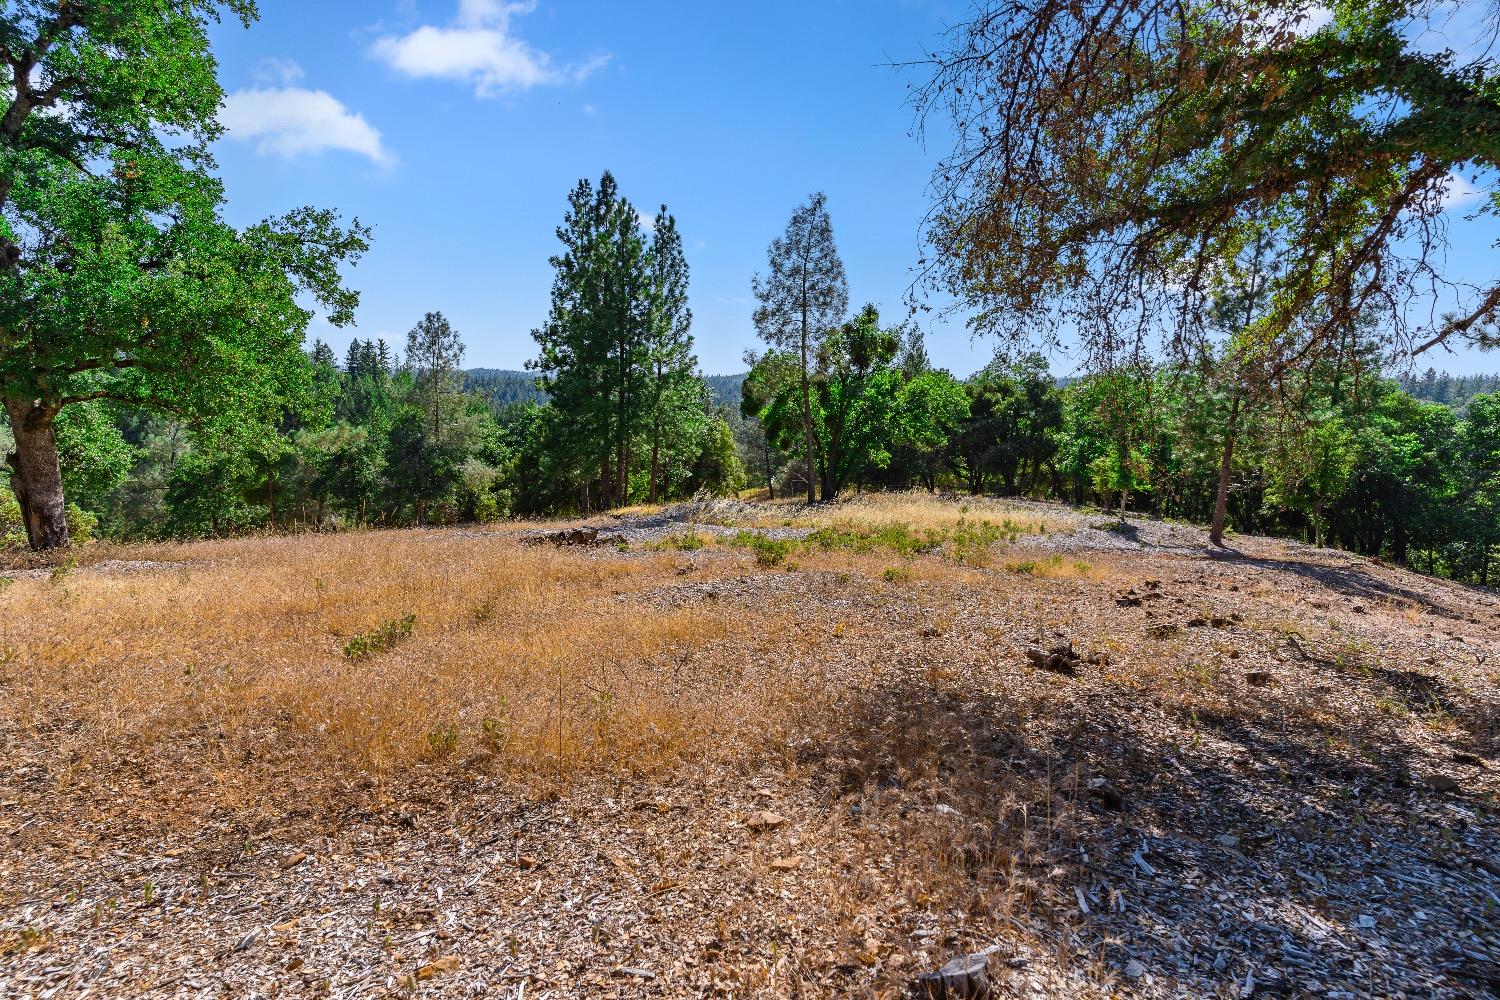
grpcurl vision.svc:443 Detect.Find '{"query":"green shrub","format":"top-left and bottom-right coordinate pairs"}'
top-left (0, 489), bottom-right (24, 546)
top-left (480, 709), bottom-right (511, 753)
top-left (343, 614), bottom-right (416, 660)
top-left (425, 725), bottom-right (459, 759)
top-left (0, 493), bottom-right (99, 546)
top-left (65, 504), bottom-right (97, 544)
top-left (729, 531), bottom-right (795, 567)
top-left (805, 522), bottom-right (942, 556)
top-left (657, 532), bottom-right (707, 552)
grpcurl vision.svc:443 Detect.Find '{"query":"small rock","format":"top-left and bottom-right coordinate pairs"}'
top-left (769, 856), bottom-right (802, 871)
top-left (1428, 774), bottom-right (1460, 793)
top-left (1088, 777), bottom-right (1124, 811)
top-left (614, 967), bottom-right (655, 979)
top-left (1216, 834), bottom-right (1240, 849)
top-left (1355, 914), bottom-right (1376, 929)
top-left (417, 955), bottom-right (461, 980)
top-left (1124, 959), bottom-right (1146, 980)
top-left (745, 810), bottom-right (787, 832)
top-left (279, 851), bottom-right (308, 869)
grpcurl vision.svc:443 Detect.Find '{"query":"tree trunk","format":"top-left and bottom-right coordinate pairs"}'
top-left (4, 398), bottom-right (70, 550)
top-left (649, 417), bottom-right (662, 504)
top-left (1209, 396), bottom-right (1241, 547)
top-left (762, 436), bottom-right (775, 499)
top-left (798, 305), bottom-right (818, 504)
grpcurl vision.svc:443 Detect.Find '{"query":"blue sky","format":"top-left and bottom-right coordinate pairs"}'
top-left (207, 0), bottom-right (1499, 377)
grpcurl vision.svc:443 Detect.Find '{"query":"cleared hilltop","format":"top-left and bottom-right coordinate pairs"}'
top-left (1, 494), bottom-right (1496, 998)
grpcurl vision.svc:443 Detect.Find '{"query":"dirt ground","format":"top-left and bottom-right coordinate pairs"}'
top-left (2, 495), bottom-right (1497, 998)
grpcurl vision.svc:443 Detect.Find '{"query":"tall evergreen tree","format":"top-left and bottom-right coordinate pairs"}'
top-left (405, 311), bottom-right (466, 441)
top-left (753, 193), bottom-right (848, 503)
top-left (642, 207), bottom-right (700, 502)
top-left (530, 172), bottom-right (651, 512)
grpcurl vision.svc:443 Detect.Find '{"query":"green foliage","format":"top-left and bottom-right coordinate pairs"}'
top-left (0, 486), bottom-right (22, 546)
top-left (529, 172), bottom-right (709, 511)
top-left (424, 726), bottom-right (460, 759)
top-left (729, 531), bottom-right (795, 568)
top-left (0, 1), bottom-right (367, 549)
top-left (64, 504), bottom-right (97, 545)
top-left (806, 522), bottom-right (943, 557)
top-left (343, 615), bottom-right (416, 661)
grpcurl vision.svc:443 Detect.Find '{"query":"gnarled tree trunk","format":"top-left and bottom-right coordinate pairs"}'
top-left (1209, 395), bottom-right (1241, 547)
top-left (4, 398), bottom-right (70, 550)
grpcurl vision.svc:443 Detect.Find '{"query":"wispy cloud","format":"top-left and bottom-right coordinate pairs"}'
top-left (371, 0), bottom-right (608, 98)
top-left (222, 67), bottom-right (393, 167)
top-left (1442, 171), bottom-right (1489, 212)
top-left (252, 57), bottom-right (306, 86)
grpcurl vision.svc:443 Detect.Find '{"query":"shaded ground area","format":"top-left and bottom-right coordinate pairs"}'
top-left (1, 495), bottom-right (1497, 998)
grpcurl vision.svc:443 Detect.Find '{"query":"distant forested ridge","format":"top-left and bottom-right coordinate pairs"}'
top-left (465, 369), bottom-right (548, 408)
top-left (463, 369), bottom-right (749, 412)
top-left (1399, 371), bottom-right (1500, 413)
top-left (703, 373), bottom-right (747, 409)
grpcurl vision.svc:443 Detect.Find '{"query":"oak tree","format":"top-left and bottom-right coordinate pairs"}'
top-left (1, 1), bottom-right (367, 549)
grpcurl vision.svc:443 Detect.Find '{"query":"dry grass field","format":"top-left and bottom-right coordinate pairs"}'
top-left (2, 494), bottom-right (1498, 998)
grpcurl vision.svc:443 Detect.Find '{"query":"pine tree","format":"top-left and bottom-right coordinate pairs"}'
top-left (753, 193), bottom-right (848, 503)
top-left (642, 208), bottom-right (702, 502)
top-left (405, 312), bottom-right (466, 442)
top-left (530, 172), bottom-right (650, 512)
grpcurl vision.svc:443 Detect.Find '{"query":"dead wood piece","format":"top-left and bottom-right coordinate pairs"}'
top-left (524, 527), bottom-right (625, 547)
top-left (913, 950), bottom-right (1000, 999)
top-left (1025, 644), bottom-right (1079, 676)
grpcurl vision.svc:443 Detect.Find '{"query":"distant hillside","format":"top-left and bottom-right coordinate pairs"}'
top-left (703, 372), bottom-right (746, 410)
top-left (465, 368), bottom-right (547, 408)
top-left (1399, 371), bottom-right (1500, 414)
top-left (467, 369), bottom-right (748, 412)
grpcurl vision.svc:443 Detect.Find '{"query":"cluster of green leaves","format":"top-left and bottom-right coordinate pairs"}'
top-left (343, 614), bottom-right (416, 661)
top-left (804, 523), bottom-right (944, 557)
top-left (2, 296), bottom-right (753, 541)
top-left (744, 305), bottom-right (972, 501)
top-left (736, 319), bottom-right (1498, 585)
top-left (726, 531), bottom-right (796, 568)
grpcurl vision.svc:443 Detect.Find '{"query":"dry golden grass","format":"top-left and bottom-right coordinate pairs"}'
top-left (768, 490), bottom-right (1053, 536)
top-left (1, 531), bottom-right (818, 821)
top-left (4, 499), bottom-right (1496, 997)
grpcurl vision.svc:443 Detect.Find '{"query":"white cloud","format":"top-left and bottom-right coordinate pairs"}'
top-left (1294, 4), bottom-right (1333, 35)
top-left (371, 0), bottom-right (607, 98)
top-left (637, 209), bottom-right (657, 233)
top-left (222, 85), bottom-right (394, 166)
top-left (252, 57), bottom-right (305, 86)
top-left (1441, 172), bottom-right (1489, 212)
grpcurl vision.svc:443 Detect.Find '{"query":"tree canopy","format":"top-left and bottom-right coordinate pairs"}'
top-left (916, 0), bottom-right (1500, 370)
top-left (1, 0), bottom-right (367, 549)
